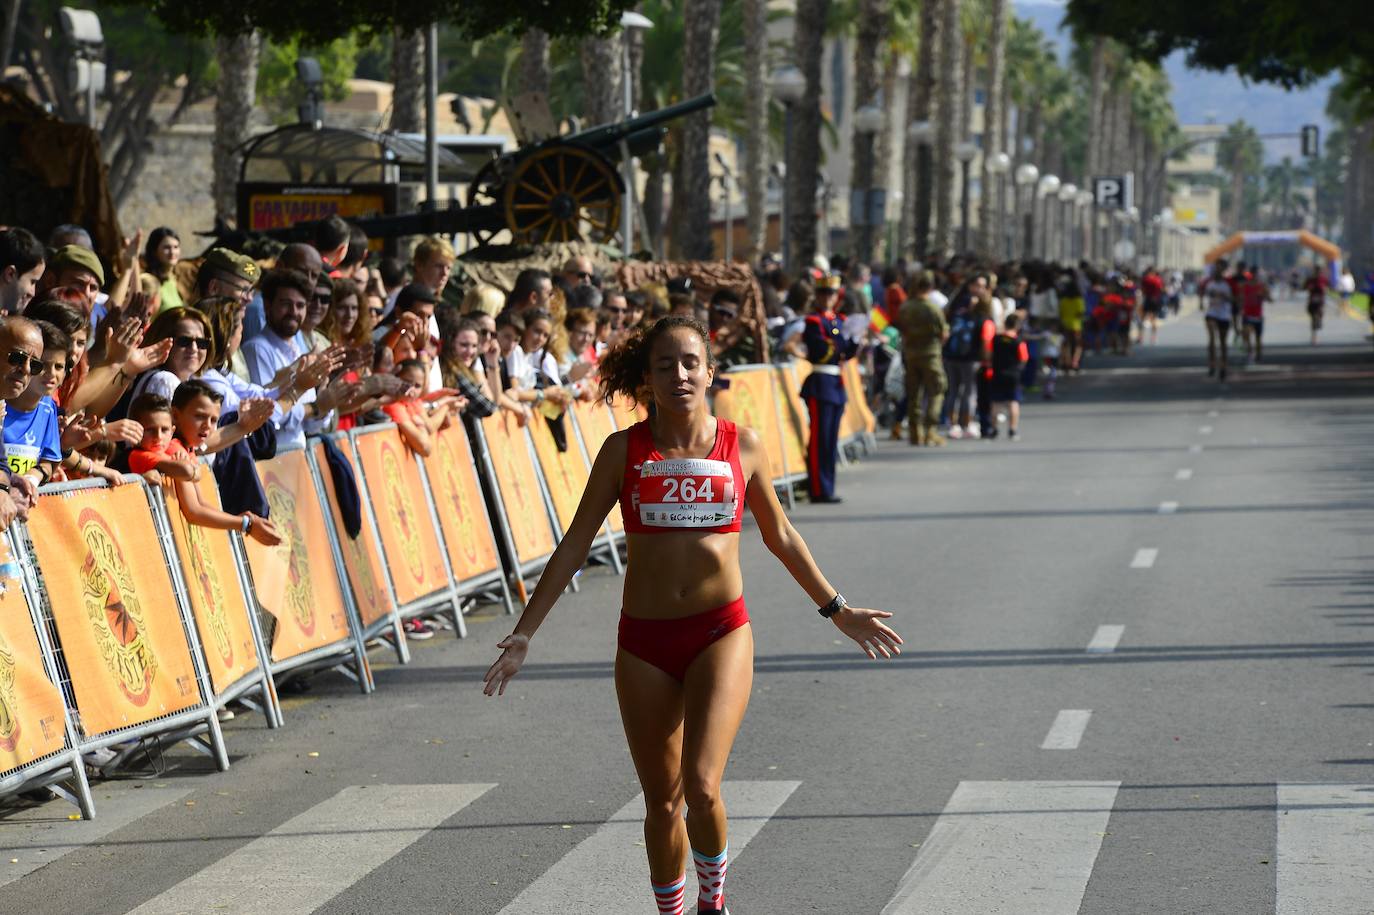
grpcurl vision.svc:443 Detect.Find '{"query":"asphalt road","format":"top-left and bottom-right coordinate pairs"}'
top-left (4, 294), bottom-right (1373, 914)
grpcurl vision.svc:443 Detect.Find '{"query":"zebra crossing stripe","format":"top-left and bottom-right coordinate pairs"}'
top-left (1276, 783), bottom-right (1374, 914)
top-left (124, 783), bottom-right (494, 915)
top-left (2, 786), bottom-right (191, 889)
top-left (497, 780), bottom-right (800, 914)
top-left (880, 780), bottom-right (1120, 914)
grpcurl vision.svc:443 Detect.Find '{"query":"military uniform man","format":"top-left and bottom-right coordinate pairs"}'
top-left (800, 275), bottom-right (858, 503)
top-left (895, 271), bottom-right (949, 446)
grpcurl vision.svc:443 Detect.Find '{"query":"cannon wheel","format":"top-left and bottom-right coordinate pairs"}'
top-left (502, 143), bottom-right (623, 245)
top-left (466, 158), bottom-right (506, 247)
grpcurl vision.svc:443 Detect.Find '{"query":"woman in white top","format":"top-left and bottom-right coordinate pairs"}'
top-left (1201, 267), bottom-right (1234, 381)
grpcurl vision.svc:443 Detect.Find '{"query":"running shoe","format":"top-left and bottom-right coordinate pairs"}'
top-left (947, 426), bottom-right (963, 440)
top-left (404, 619), bottom-right (437, 640)
top-left (1008, 429), bottom-right (1019, 441)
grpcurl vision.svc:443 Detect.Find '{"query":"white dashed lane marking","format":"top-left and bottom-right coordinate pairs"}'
top-left (1188, 444), bottom-right (1204, 454)
top-left (1130, 548), bottom-right (1158, 569)
top-left (1175, 468), bottom-right (1193, 480)
top-left (1041, 710), bottom-right (1094, 750)
top-left (1158, 501), bottom-right (1179, 515)
top-left (1199, 426), bottom-right (1213, 435)
top-left (1086, 625), bottom-right (1124, 654)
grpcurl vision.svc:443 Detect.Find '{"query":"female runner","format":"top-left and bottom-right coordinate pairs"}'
top-left (483, 316), bottom-right (902, 914)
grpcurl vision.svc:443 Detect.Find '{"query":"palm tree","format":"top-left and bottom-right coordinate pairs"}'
top-left (788, 0), bottom-right (830, 269)
top-left (580, 35), bottom-right (623, 126)
top-left (977, 0), bottom-right (1006, 255)
top-left (933, 0), bottom-right (961, 256)
top-left (213, 31), bottom-right (261, 225)
top-left (1218, 119), bottom-right (1263, 233)
top-left (742, 0), bottom-right (770, 260)
top-left (909, 0), bottom-right (940, 256)
top-left (670, 0), bottom-right (722, 260)
top-left (850, 0), bottom-right (890, 263)
top-left (520, 30), bottom-right (551, 98)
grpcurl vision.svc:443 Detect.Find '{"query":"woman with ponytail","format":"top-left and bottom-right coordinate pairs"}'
top-left (484, 315), bottom-right (901, 915)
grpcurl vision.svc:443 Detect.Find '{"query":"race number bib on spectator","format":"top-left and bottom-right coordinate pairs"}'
top-left (636, 458), bottom-right (736, 528)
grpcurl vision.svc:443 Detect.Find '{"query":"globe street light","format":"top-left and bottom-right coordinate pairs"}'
top-left (987, 151), bottom-right (1011, 258)
top-left (1013, 163), bottom-right (1039, 258)
top-left (853, 102), bottom-right (885, 264)
top-left (953, 140), bottom-right (978, 253)
top-left (908, 119), bottom-right (935, 256)
top-left (771, 66), bottom-right (806, 270)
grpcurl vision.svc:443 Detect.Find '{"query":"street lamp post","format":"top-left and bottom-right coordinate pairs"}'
top-left (619, 11), bottom-right (654, 260)
top-left (853, 102), bottom-right (885, 265)
top-left (1036, 174), bottom-right (1060, 260)
top-left (987, 151), bottom-right (1011, 259)
top-left (59, 8), bottom-right (106, 128)
top-left (907, 119), bottom-right (935, 258)
top-left (1075, 189), bottom-right (1093, 264)
top-left (1057, 183), bottom-right (1077, 263)
top-left (954, 140), bottom-right (978, 254)
top-left (770, 66), bottom-right (806, 271)
top-left (1013, 163), bottom-right (1039, 258)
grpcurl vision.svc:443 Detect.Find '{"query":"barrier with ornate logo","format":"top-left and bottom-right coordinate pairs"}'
top-left (241, 448), bottom-right (372, 691)
top-left (0, 529), bottom-right (94, 818)
top-left (472, 412), bottom-right (559, 604)
top-left (19, 478), bottom-right (230, 777)
top-left (525, 408), bottom-right (624, 575)
top-left (158, 468), bottom-right (281, 728)
top-left (308, 438), bottom-right (407, 663)
top-left (421, 423), bottom-right (514, 616)
top-left (349, 425), bottom-right (464, 635)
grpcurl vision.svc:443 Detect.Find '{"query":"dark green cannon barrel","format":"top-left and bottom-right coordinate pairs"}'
top-left (565, 92), bottom-right (717, 155)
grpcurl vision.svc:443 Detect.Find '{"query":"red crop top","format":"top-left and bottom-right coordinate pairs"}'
top-left (619, 418), bottom-right (746, 534)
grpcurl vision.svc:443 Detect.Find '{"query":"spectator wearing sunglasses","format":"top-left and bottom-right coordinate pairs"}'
top-left (560, 256), bottom-right (596, 292)
top-left (124, 307), bottom-right (216, 407)
top-left (301, 278), bottom-right (334, 355)
top-left (3, 319), bottom-right (65, 490)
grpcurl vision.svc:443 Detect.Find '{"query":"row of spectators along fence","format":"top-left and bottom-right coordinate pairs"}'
top-left (0, 361), bottom-right (876, 820)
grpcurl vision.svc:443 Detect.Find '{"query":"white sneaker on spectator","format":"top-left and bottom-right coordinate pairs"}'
top-left (947, 426), bottom-right (963, 440)
top-left (966, 425), bottom-right (980, 440)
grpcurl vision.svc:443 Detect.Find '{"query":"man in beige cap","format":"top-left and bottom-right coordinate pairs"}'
top-left (45, 244), bottom-right (104, 307)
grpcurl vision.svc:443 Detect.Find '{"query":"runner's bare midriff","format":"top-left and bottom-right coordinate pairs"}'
top-left (621, 530), bottom-right (743, 619)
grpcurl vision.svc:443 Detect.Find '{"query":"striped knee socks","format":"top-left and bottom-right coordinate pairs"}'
top-left (651, 873), bottom-right (686, 914)
top-left (692, 844), bottom-right (729, 911)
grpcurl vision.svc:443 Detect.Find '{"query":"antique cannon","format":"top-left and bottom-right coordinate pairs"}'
top-left (259, 93), bottom-right (716, 249)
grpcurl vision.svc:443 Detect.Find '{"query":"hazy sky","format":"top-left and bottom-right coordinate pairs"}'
top-left (1013, 0), bottom-right (1335, 161)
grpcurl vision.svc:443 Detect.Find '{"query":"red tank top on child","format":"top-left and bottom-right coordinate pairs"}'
top-left (620, 418), bottom-right (746, 534)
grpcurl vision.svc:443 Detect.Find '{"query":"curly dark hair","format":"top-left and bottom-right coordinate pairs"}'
top-left (597, 315), bottom-right (713, 406)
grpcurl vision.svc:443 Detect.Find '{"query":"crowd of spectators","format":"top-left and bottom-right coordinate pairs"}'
top-left (0, 219), bottom-right (770, 637)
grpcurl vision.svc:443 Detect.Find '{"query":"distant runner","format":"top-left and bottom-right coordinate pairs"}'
top-left (1304, 266), bottom-right (1328, 345)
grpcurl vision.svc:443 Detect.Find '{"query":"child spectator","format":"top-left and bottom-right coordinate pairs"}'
top-left (383, 358), bottom-right (455, 458)
top-left (989, 312), bottom-right (1030, 441)
top-left (131, 385), bottom-right (281, 546)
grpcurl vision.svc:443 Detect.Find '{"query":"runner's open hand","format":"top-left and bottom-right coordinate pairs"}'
top-left (483, 633), bottom-right (529, 696)
top-left (831, 607), bottom-right (902, 659)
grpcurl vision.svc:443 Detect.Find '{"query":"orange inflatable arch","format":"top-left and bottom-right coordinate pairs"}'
top-left (1203, 229), bottom-right (1340, 265)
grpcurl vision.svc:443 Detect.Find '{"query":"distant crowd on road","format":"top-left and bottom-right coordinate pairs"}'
top-left (751, 253), bottom-right (1191, 446)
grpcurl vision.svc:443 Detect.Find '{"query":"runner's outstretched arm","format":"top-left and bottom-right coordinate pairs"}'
top-left (740, 427), bottom-right (903, 659)
top-left (483, 430), bottom-right (625, 695)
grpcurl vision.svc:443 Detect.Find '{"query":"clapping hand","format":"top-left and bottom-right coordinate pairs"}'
top-left (830, 606), bottom-right (903, 659)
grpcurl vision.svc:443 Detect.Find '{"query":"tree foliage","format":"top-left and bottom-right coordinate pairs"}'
top-left (114, 0), bottom-right (639, 45)
top-left (1064, 0), bottom-right (1374, 101)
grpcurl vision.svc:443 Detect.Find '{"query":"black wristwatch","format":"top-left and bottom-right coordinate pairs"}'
top-left (818, 592), bottom-right (848, 618)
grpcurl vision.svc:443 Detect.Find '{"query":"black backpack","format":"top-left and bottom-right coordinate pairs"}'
top-left (991, 334), bottom-right (1023, 381)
